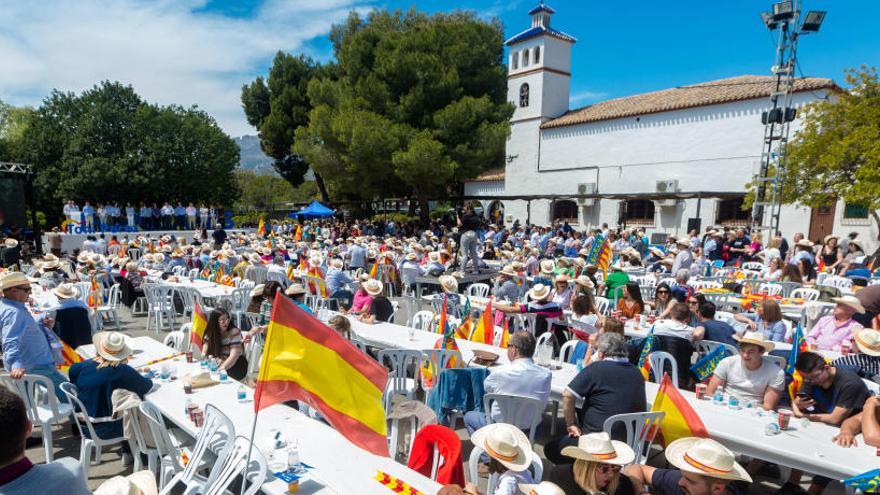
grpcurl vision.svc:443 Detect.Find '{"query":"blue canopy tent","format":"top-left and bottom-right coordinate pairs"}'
top-left (289, 200), bottom-right (335, 218)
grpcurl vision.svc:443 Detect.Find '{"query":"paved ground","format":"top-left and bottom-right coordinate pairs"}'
top-left (24, 298), bottom-right (842, 494)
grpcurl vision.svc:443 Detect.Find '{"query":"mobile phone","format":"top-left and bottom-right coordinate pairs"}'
top-left (796, 392), bottom-right (812, 400)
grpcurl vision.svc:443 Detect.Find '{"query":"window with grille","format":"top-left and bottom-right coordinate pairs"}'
top-left (519, 83), bottom-right (529, 108)
top-left (844, 203), bottom-right (869, 219)
top-left (716, 197), bottom-right (751, 223)
top-left (625, 200), bottom-right (655, 222)
top-left (552, 200), bottom-right (578, 223)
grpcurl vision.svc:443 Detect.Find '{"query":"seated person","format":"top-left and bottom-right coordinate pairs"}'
top-left (544, 333), bottom-right (646, 465)
top-left (807, 296), bottom-right (864, 351)
top-left (202, 308), bottom-right (248, 381)
top-left (653, 302), bottom-right (703, 342)
top-left (694, 301), bottom-right (738, 348)
top-left (358, 279), bottom-right (394, 324)
top-left (463, 331), bottom-right (551, 437)
top-left (646, 282), bottom-right (673, 316)
top-left (470, 423), bottom-right (536, 495)
top-left (549, 432), bottom-right (637, 495)
top-left (669, 269), bottom-right (693, 303)
top-left (328, 314), bottom-right (352, 340)
top-left (625, 437), bottom-right (751, 495)
top-left (494, 284), bottom-right (564, 351)
top-left (706, 331), bottom-right (784, 410)
top-left (68, 332), bottom-right (153, 466)
top-left (832, 328), bottom-right (880, 381)
top-left (570, 293), bottom-right (602, 333)
top-left (325, 258), bottom-right (353, 301)
top-left (492, 265), bottom-right (520, 302)
top-left (732, 299), bottom-right (786, 342)
top-left (551, 275), bottom-right (572, 309)
top-left (349, 273), bottom-right (374, 315)
top-left (616, 282), bottom-right (644, 319)
top-left (0, 386), bottom-right (91, 495)
top-left (834, 396), bottom-right (880, 448)
top-left (603, 265), bottom-right (629, 300)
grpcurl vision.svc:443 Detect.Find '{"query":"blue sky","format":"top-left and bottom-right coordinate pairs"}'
top-left (1, 0), bottom-right (877, 136)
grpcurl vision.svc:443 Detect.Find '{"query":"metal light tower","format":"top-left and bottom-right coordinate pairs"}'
top-left (751, 1), bottom-right (825, 239)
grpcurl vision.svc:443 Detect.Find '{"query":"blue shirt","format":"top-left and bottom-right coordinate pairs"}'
top-left (1, 298), bottom-right (62, 371)
top-left (744, 313), bottom-right (787, 342)
top-left (68, 360), bottom-right (153, 420)
top-left (700, 319), bottom-right (739, 347)
top-left (175, 206), bottom-right (186, 216)
top-left (0, 457), bottom-right (91, 495)
top-left (82, 205), bottom-right (94, 215)
top-left (325, 268), bottom-right (353, 296)
top-left (349, 245), bottom-right (367, 268)
top-left (50, 298), bottom-right (89, 313)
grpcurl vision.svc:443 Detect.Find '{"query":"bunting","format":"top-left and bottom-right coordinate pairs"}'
top-left (469, 298), bottom-right (495, 345)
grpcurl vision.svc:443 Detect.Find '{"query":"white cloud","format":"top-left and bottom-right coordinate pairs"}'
top-left (569, 89), bottom-right (609, 106)
top-left (0, 0), bottom-right (369, 137)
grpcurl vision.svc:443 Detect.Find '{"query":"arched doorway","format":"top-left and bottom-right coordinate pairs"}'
top-left (488, 201), bottom-right (505, 226)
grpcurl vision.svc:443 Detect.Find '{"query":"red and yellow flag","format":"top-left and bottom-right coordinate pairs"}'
top-left (58, 341), bottom-right (83, 373)
top-left (454, 317), bottom-right (472, 340)
top-left (254, 294), bottom-right (389, 456)
top-left (257, 217), bottom-right (267, 237)
top-left (293, 224), bottom-right (302, 241)
top-left (436, 295), bottom-right (448, 334)
top-left (469, 298), bottom-right (495, 345)
top-left (498, 317), bottom-right (510, 348)
top-left (190, 303), bottom-right (208, 349)
top-left (369, 260), bottom-right (380, 280)
top-left (650, 373), bottom-right (708, 446)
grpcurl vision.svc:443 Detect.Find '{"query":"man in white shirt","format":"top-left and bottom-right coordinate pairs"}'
top-left (671, 239), bottom-right (693, 274)
top-left (186, 203), bottom-right (197, 230)
top-left (707, 331), bottom-right (785, 409)
top-left (653, 302), bottom-right (703, 342)
top-left (463, 331), bottom-right (551, 437)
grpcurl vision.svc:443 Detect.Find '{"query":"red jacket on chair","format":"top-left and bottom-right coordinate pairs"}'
top-left (406, 424), bottom-right (465, 486)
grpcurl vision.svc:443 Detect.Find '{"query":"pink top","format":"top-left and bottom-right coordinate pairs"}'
top-left (807, 315), bottom-right (863, 350)
top-left (352, 290), bottom-right (373, 313)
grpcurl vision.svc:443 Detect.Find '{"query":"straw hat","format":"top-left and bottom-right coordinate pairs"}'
top-left (539, 259), bottom-right (555, 275)
top-left (833, 295), bottom-right (865, 314)
top-left (4, 238), bottom-right (17, 248)
top-left (249, 253), bottom-right (262, 264)
top-left (329, 258), bottom-right (344, 269)
top-left (363, 279), bottom-right (384, 296)
top-left (93, 332), bottom-right (133, 363)
top-left (77, 252), bottom-right (91, 264)
top-left (439, 275), bottom-right (458, 294)
top-left (554, 274), bottom-right (570, 284)
top-left (470, 423), bottom-right (532, 471)
top-left (43, 253), bottom-right (59, 262)
top-left (42, 260), bottom-right (60, 270)
top-left (824, 234), bottom-right (838, 243)
top-left (665, 437), bottom-right (751, 482)
top-left (649, 247), bottom-right (664, 257)
top-left (676, 238), bottom-right (690, 247)
top-left (250, 284), bottom-right (265, 298)
top-left (561, 432), bottom-right (635, 465)
top-left (499, 265), bottom-right (517, 277)
top-left (796, 239), bottom-right (814, 248)
top-left (285, 284), bottom-right (306, 296)
top-left (428, 252), bottom-right (440, 263)
top-left (405, 252), bottom-right (417, 261)
top-left (153, 253), bottom-right (165, 263)
top-left (853, 329), bottom-right (880, 357)
top-left (528, 283), bottom-right (550, 301)
top-left (0, 272), bottom-right (29, 291)
top-left (732, 331), bottom-right (775, 353)
top-left (571, 257), bottom-right (586, 268)
top-left (574, 275), bottom-right (593, 288)
top-left (518, 482), bottom-right (565, 495)
top-left (53, 283), bottom-right (80, 300)
top-left (94, 470), bottom-right (158, 495)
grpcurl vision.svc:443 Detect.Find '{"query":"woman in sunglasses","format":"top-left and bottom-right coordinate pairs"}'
top-left (552, 432), bottom-right (637, 495)
top-left (646, 282), bottom-right (672, 316)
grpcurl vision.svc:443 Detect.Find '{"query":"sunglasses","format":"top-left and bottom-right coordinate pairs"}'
top-left (656, 290), bottom-right (669, 294)
top-left (598, 464), bottom-right (622, 474)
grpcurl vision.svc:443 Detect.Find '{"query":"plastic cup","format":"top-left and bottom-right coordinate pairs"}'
top-left (695, 383), bottom-right (707, 400)
top-left (778, 408), bottom-right (792, 430)
top-left (186, 351), bottom-right (194, 363)
top-left (183, 382), bottom-right (193, 394)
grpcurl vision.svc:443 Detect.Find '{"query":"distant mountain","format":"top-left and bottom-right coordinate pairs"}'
top-left (234, 135), bottom-right (275, 175)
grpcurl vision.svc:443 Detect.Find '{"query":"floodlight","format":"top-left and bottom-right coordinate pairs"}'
top-left (772, 1), bottom-right (794, 22)
top-left (800, 11), bottom-right (826, 32)
top-left (761, 12), bottom-right (779, 30)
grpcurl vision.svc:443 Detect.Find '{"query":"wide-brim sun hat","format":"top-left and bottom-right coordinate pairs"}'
top-left (518, 482), bottom-right (565, 495)
top-left (732, 330), bottom-right (775, 353)
top-left (649, 247), bottom-right (664, 257)
top-left (499, 265), bottom-right (517, 277)
top-left (285, 284), bottom-right (306, 296)
top-left (428, 252), bottom-right (440, 262)
top-left (833, 295), bottom-right (865, 314)
top-left (4, 238), bottom-right (17, 248)
top-left (439, 275), bottom-right (458, 294)
top-left (364, 279), bottom-right (384, 296)
top-left (0, 272), bottom-right (29, 291)
top-left (94, 470), bottom-right (158, 495)
top-left (470, 423), bottom-right (532, 472)
top-left (853, 328), bottom-right (880, 356)
top-left (574, 275), bottom-right (593, 288)
top-left (93, 332), bottom-right (133, 363)
top-left (405, 252), bottom-right (418, 261)
top-left (528, 283), bottom-right (550, 301)
top-left (53, 283), bottom-right (79, 300)
top-left (824, 234), bottom-right (838, 243)
top-left (539, 260), bottom-right (555, 275)
top-left (561, 432), bottom-right (635, 466)
top-left (796, 239), bottom-right (814, 248)
top-left (250, 284), bottom-right (265, 298)
top-left (665, 437), bottom-right (752, 482)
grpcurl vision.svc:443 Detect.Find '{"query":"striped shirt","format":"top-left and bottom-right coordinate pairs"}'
top-left (832, 354), bottom-right (880, 382)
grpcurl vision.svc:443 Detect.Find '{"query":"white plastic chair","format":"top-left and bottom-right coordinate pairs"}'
top-left (97, 283), bottom-right (122, 331)
top-left (603, 411), bottom-right (665, 465)
top-left (60, 382), bottom-right (127, 478)
top-left (143, 284), bottom-right (177, 333)
top-left (1, 374), bottom-right (73, 462)
top-left (139, 402), bottom-right (186, 489)
top-left (695, 340), bottom-right (737, 359)
top-left (466, 283), bottom-right (490, 299)
top-left (535, 332), bottom-right (553, 351)
top-left (74, 281), bottom-right (93, 306)
top-left (758, 283), bottom-right (783, 297)
top-left (790, 288), bottom-right (820, 301)
top-left (482, 393), bottom-right (545, 445)
top-left (127, 248), bottom-right (141, 262)
top-left (187, 268), bottom-right (200, 279)
top-left (408, 310), bottom-right (435, 332)
top-left (161, 404), bottom-right (236, 494)
top-left (742, 262), bottom-right (764, 271)
top-left (765, 354), bottom-right (787, 369)
top-left (559, 339), bottom-right (585, 364)
top-left (648, 351), bottom-right (679, 388)
top-left (420, 349), bottom-right (462, 388)
top-left (594, 296), bottom-right (610, 315)
top-left (229, 287), bottom-right (251, 328)
top-left (163, 331), bottom-right (187, 351)
top-left (200, 435), bottom-right (267, 495)
top-left (377, 350), bottom-right (422, 409)
top-left (244, 264), bottom-right (268, 285)
top-left (125, 402), bottom-right (160, 474)
top-left (714, 310), bottom-right (736, 326)
top-left (468, 445), bottom-right (543, 495)
top-left (512, 313), bottom-right (538, 334)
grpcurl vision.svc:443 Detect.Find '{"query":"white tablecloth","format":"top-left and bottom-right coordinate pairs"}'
top-left (163, 278), bottom-right (236, 300)
top-left (78, 336), bottom-right (441, 495)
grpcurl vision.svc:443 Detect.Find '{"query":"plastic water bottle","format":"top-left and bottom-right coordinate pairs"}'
top-left (713, 391), bottom-right (724, 406)
top-left (727, 395), bottom-right (740, 410)
top-left (219, 368), bottom-right (228, 382)
top-left (184, 398), bottom-right (191, 416)
top-left (237, 385), bottom-right (247, 402)
top-left (287, 441), bottom-right (300, 471)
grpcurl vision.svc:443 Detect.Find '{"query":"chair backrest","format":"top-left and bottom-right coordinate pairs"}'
top-left (239, 279), bottom-right (255, 291)
top-left (187, 268), bottom-right (200, 279)
top-left (0, 374), bottom-right (66, 424)
top-left (139, 402), bottom-right (184, 474)
top-left (559, 339), bottom-right (586, 363)
top-left (765, 354), bottom-right (786, 369)
top-left (266, 270), bottom-right (289, 287)
top-left (603, 411), bottom-right (666, 465)
top-left (594, 297), bottom-right (610, 315)
top-left (466, 283), bottom-right (490, 299)
top-left (468, 446), bottom-right (543, 495)
top-left (420, 349), bottom-right (462, 384)
top-left (74, 281), bottom-right (92, 305)
top-left (758, 283), bottom-right (783, 297)
top-left (172, 266), bottom-right (188, 276)
top-left (409, 310), bottom-right (435, 332)
top-left (400, 265), bottom-right (421, 286)
top-left (512, 313), bottom-right (538, 335)
top-left (163, 331), bottom-right (187, 351)
top-left (377, 349), bottom-right (422, 408)
top-left (127, 248), bottom-right (141, 262)
top-left (53, 306), bottom-right (94, 348)
top-left (742, 262), bottom-right (764, 271)
top-left (790, 288), bottom-right (820, 301)
top-left (244, 265), bottom-right (268, 285)
top-left (482, 393), bottom-right (545, 444)
top-left (535, 332), bottom-right (553, 349)
top-left (714, 310), bottom-right (736, 326)
top-left (202, 436), bottom-right (267, 495)
top-left (181, 404), bottom-right (236, 485)
top-left (60, 382), bottom-right (118, 443)
top-left (104, 283), bottom-right (121, 308)
top-left (230, 287), bottom-right (251, 313)
top-left (648, 351), bottom-right (678, 388)
top-left (695, 340), bottom-right (737, 359)
top-left (657, 277), bottom-right (677, 288)
top-left (693, 281), bottom-right (722, 290)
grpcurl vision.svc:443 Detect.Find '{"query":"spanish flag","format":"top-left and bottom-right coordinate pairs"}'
top-left (255, 294), bottom-right (389, 456)
top-left (257, 217), bottom-right (267, 237)
top-left (651, 373), bottom-right (708, 446)
top-left (58, 341), bottom-right (83, 373)
top-left (294, 224), bottom-right (302, 241)
top-left (469, 298), bottom-right (495, 345)
top-left (190, 303), bottom-right (208, 349)
top-left (498, 317), bottom-right (510, 348)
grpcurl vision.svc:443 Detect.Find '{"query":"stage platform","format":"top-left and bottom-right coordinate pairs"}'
top-left (42, 229), bottom-right (252, 253)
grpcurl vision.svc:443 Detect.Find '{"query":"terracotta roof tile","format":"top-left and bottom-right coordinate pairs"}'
top-left (541, 75), bottom-right (838, 129)
top-left (471, 167), bottom-right (505, 182)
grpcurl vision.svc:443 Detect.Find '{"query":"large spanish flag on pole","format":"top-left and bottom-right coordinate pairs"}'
top-left (189, 303), bottom-right (208, 349)
top-left (650, 373), bottom-right (708, 446)
top-left (254, 293), bottom-right (389, 456)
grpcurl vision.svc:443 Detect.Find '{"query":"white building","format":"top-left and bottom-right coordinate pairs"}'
top-left (465, 3), bottom-right (877, 249)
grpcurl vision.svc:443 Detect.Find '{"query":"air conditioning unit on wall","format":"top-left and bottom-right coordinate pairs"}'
top-left (656, 180), bottom-right (679, 208)
top-left (577, 182), bottom-right (597, 206)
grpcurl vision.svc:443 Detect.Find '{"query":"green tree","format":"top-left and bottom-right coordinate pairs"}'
top-left (234, 170), bottom-right (317, 212)
top-left (294, 9), bottom-right (513, 222)
top-left (0, 100), bottom-right (34, 161)
top-left (779, 67), bottom-right (880, 240)
top-left (21, 81), bottom-right (239, 225)
top-left (241, 53), bottom-right (331, 201)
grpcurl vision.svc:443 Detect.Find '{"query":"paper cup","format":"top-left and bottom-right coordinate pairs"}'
top-left (778, 408), bottom-right (792, 430)
top-left (695, 383), bottom-right (707, 400)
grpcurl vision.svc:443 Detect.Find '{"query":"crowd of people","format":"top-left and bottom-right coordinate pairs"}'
top-left (61, 199), bottom-right (224, 231)
top-left (2, 207), bottom-right (880, 495)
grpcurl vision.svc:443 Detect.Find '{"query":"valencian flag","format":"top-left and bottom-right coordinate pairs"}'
top-left (469, 298), bottom-right (495, 345)
top-left (254, 294), bottom-right (389, 456)
top-left (189, 303), bottom-right (208, 348)
top-left (257, 217), bottom-right (267, 237)
top-left (58, 341), bottom-right (83, 373)
top-left (637, 327), bottom-right (656, 380)
top-left (843, 469), bottom-right (880, 493)
top-left (454, 317), bottom-right (472, 340)
top-left (585, 234), bottom-right (612, 272)
top-left (786, 322), bottom-right (809, 401)
top-left (286, 262), bottom-right (296, 281)
top-left (651, 373), bottom-right (709, 446)
top-left (689, 345), bottom-right (731, 383)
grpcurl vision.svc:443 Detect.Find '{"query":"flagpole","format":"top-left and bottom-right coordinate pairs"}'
top-left (240, 407), bottom-right (261, 495)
